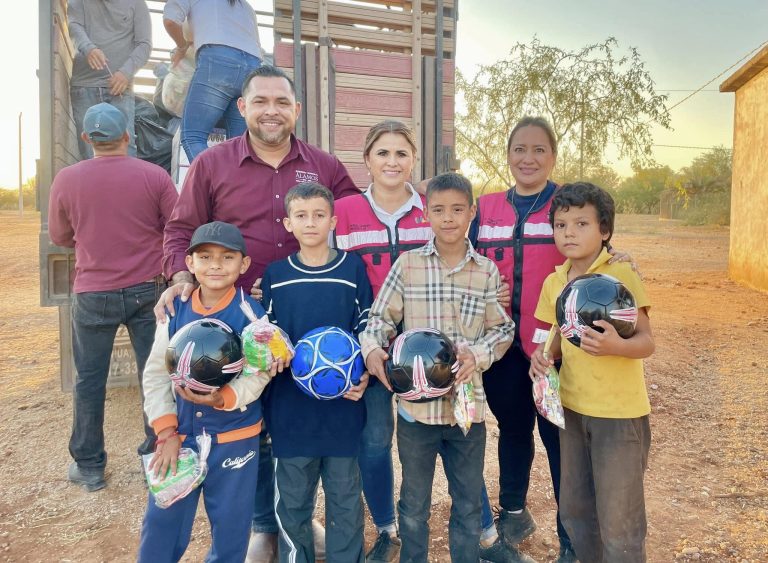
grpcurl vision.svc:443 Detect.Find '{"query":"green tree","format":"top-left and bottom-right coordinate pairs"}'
top-left (0, 177), bottom-right (36, 210)
top-left (614, 165), bottom-right (674, 214)
top-left (671, 147), bottom-right (732, 225)
top-left (456, 37), bottom-right (670, 192)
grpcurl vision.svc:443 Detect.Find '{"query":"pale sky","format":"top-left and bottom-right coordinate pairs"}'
top-left (0, 1), bottom-right (764, 187)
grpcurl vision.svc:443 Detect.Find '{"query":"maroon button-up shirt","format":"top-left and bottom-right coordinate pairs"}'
top-left (163, 133), bottom-right (360, 291)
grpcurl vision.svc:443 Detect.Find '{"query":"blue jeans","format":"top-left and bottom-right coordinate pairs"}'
top-left (70, 86), bottom-right (137, 160)
top-left (69, 280), bottom-right (161, 471)
top-left (182, 45), bottom-right (261, 161)
top-left (397, 418), bottom-right (486, 563)
top-left (358, 379), bottom-right (397, 529)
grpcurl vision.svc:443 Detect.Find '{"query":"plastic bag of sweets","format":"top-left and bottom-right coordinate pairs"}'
top-left (142, 432), bottom-right (211, 509)
top-left (239, 296), bottom-right (294, 374)
top-left (453, 382), bottom-right (476, 436)
top-left (532, 327), bottom-right (565, 429)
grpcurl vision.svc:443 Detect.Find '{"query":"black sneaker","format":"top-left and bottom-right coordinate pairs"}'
top-left (67, 462), bottom-right (106, 492)
top-left (498, 508), bottom-right (537, 547)
top-left (555, 541), bottom-right (578, 563)
top-left (137, 435), bottom-right (157, 456)
top-left (366, 532), bottom-right (401, 562)
top-left (479, 536), bottom-right (537, 563)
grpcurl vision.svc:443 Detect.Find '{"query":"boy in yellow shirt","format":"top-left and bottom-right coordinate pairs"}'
top-left (530, 182), bottom-right (655, 563)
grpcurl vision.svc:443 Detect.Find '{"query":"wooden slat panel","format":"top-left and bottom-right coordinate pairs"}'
top-left (412, 0), bottom-right (423, 177)
top-left (335, 150), bottom-right (364, 164)
top-left (277, 43), bottom-right (455, 84)
top-left (422, 56), bottom-right (436, 180)
top-left (274, 0), bottom-right (454, 33)
top-left (273, 19), bottom-right (454, 55)
top-left (335, 87), bottom-right (411, 117)
top-left (344, 162), bottom-right (370, 189)
top-left (304, 45), bottom-right (320, 147)
top-left (334, 124), bottom-right (370, 151)
top-left (335, 113), bottom-right (414, 128)
top-left (335, 73), bottom-right (412, 93)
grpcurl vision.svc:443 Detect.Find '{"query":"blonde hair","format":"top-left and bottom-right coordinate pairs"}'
top-left (363, 120), bottom-right (417, 158)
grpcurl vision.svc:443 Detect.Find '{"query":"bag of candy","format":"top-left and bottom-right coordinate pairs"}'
top-left (453, 382), bottom-right (476, 436)
top-left (142, 431), bottom-right (211, 509)
top-left (239, 296), bottom-right (294, 375)
top-left (532, 327), bottom-right (565, 429)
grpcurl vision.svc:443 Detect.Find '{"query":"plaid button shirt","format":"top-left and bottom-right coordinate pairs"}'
top-left (360, 239), bottom-right (514, 425)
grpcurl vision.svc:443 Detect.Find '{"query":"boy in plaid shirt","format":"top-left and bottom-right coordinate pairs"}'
top-left (360, 173), bottom-right (514, 563)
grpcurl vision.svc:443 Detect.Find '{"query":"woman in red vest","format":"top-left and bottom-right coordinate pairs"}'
top-left (334, 120), bottom-right (430, 561)
top-left (471, 116), bottom-right (631, 563)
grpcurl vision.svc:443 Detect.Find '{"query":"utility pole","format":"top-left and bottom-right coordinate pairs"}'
top-left (18, 112), bottom-right (23, 217)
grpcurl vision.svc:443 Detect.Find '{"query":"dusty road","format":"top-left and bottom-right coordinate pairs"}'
top-left (0, 212), bottom-right (766, 562)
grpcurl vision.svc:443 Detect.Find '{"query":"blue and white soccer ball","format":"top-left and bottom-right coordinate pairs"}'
top-left (290, 326), bottom-right (365, 400)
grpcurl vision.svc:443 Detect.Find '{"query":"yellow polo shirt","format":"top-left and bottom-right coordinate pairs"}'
top-left (535, 248), bottom-right (651, 418)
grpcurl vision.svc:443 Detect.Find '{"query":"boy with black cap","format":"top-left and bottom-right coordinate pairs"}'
top-left (138, 221), bottom-right (282, 562)
top-left (48, 102), bottom-right (177, 491)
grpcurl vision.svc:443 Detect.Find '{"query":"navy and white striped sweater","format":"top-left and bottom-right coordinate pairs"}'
top-left (261, 251), bottom-right (373, 458)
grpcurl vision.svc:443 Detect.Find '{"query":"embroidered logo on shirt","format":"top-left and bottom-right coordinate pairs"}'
top-left (222, 450), bottom-right (256, 470)
top-left (295, 170), bottom-right (319, 184)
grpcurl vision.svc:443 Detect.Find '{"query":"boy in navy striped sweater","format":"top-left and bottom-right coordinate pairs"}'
top-left (261, 182), bottom-right (373, 562)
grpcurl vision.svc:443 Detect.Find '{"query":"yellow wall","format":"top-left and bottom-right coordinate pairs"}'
top-left (729, 66), bottom-right (768, 292)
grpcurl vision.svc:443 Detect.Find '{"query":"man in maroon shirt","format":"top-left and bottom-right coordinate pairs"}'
top-left (48, 103), bottom-right (178, 492)
top-left (158, 65), bottom-right (359, 562)
top-left (161, 64), bottom-right (360, 294)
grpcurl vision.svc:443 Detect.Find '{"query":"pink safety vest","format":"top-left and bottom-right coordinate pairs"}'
top-left (475, 188), bottom-right (565, 358)
top-left (334, 194), bottom-right (432, 297)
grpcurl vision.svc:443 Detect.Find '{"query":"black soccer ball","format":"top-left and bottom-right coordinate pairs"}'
top-left (165, 318), bottom-right (244, 393)
top-left (556, 273), bottom-right (638, 347)
top-left (385, 328), bottom-right (457, 402)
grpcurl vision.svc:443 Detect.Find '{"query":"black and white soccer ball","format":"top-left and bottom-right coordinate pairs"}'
top-left (556, 273), bottom-right (638, 347)
top-left (385, 328), bottom-right (457, 402)
top-left (165, 318), bottom-right (244, 394)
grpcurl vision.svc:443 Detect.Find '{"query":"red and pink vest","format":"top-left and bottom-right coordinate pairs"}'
top-left (475, 189), bottom-right (565, 358)
top-left (334, 194), bottom-right (432, 297)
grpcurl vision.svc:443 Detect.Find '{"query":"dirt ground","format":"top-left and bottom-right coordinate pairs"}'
top-left (0, 211), bottom-right (766, 562)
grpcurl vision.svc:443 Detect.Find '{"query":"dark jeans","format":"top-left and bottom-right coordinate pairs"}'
top-left (69, 280), bottom-right (161, 471)
top-left (358, 379), bottom-right (396, 529)
top-left (560, 409), bottom-right (651, 563)
top-left (70, 86), bottom-right (137, 160)
top-left (274, 456), bottom-right (364, 563)
top-left (397, 417), bottom-right (486, 563)
top-left (483, 345), bottom-right (568, 541)
top-left (252, 432), bottom-right (279, 534)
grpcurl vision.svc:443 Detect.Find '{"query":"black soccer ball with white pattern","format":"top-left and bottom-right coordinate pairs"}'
top-left (290, 326), bottom-right (365, 400)
top-left (385, 328), bottom-right (457, 403)
top-left (555, 273), bottom-right (638, 347)
top-left (165, 318), bottom-right (244, 394)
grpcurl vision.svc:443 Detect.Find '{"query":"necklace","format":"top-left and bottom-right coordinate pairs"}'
top-left (512, 185), bottom-right (545, 229)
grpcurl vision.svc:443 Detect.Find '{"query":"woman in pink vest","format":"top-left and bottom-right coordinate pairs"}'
top-left (471, 116), bottom-right (631, 563)
top-left (334, 120), bottom-right (430, 561)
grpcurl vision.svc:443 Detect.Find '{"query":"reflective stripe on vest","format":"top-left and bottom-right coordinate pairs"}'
top-left (335, 194), bottom-right (431, 296)
top-left (476, 190), bottom-right (564, 358)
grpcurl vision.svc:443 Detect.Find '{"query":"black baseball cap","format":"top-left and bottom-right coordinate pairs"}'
top-left (187, 221), bottom-right (247, 255)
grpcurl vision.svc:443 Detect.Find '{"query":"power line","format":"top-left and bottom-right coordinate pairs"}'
top-left (653, 144), bottom-right (732, 151)
top-left (666, 40), bottom-right (768, 112)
